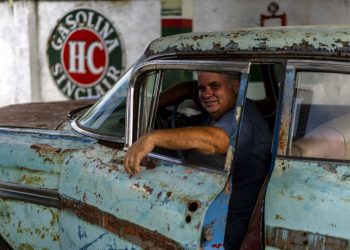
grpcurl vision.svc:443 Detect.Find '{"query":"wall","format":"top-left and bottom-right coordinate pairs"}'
top-left (193, 0), bottom-right (350, 31)
top-left (2, 0), bottom-right (350, 107)
top-left (0, 0), bottom-right (160, 106)
top-left (0, 2), bottom-right (34, 106)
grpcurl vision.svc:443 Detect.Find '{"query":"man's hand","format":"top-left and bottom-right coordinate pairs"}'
top-left (124, 133), bottom-right (155, 175)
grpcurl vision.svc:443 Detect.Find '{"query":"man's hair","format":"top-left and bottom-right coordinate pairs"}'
top-left (196, 71), bottom-right (240, 86)
top-left (221, 72), bottom-right (241, 85)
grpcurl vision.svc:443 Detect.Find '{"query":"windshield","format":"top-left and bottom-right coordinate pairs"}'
top-left (76, 67), bottom-right (132, 139)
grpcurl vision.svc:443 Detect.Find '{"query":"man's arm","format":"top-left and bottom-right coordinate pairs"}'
top-left (124, 126), bottom-right (229, 175)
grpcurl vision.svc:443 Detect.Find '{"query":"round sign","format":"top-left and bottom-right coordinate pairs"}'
top-left (47, 8), bottom-right (124, 99)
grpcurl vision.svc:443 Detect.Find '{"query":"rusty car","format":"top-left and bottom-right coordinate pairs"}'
top-left (1, 25), bottom-right (350, 249)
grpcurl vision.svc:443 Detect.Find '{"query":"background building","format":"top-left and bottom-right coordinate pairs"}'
top-left (1, 0), bottom-right (350, 107)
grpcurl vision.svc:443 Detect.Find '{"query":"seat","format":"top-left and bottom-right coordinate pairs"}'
top-left (291, 113), bottom-right (350, 160)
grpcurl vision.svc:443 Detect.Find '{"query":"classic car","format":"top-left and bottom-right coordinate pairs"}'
top-left (1, 25), bottom-right (350, 249)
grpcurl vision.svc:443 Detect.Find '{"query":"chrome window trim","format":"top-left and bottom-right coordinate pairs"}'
top-left (287, 59), bottom-right (350, 72)
top-left (71, 119), bottom-right (124, 143)
top-left (0, 127), bottom-right (86, 138)
top-left (146, 71), bottom-right (163, 135)
top-left (134, 59), bottom-right (250, 73)
top-left (148, 153), bottom-right (226, 175)
top-left (135, 70), bottom-right (163, 139)
top-left (0, 181), bottom-right (60, 209)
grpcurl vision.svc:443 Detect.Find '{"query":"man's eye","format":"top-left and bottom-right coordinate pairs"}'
top-left (212, 84), bottom-right (220, 89)
top-left (198, 87), bottom-right (205, 92)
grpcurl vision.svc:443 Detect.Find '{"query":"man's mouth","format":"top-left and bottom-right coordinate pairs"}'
top-left (204, 100), bottom-right (217, 106)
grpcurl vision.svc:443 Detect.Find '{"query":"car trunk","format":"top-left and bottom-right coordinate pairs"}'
top-left (0, 100), bottom-right (95, 130)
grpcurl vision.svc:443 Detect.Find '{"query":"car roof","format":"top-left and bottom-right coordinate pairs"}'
top-left (145, 25), bottom-right (350, 60)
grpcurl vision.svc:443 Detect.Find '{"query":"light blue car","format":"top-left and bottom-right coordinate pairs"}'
top-left (1, 25), bottom-right (350, 249)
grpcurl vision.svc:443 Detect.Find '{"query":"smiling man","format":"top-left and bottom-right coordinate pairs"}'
top-left (124, 71), bottom-right (271, 249)
top-left (197, 72), bottom-right (239, 120)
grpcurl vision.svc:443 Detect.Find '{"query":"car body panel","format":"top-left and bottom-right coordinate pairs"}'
top-left (59, 210), bottom-right (141, 250)
top-left (0, 128), bottom-right (96, 188)
top-left (265, 158), bottom-right (350, 249)
top-left (146, 25), bottom-right (350, 59)
top-left (263, 58), bottom-right (350, 249)
top-left (0, 100), bottom-right (94, 130)
top-left (0, 127), bottom-right (230, 248)
top-left (59, 143), bottom-right (229, 248)
top-left (0, 201), bottom-right (60, 249)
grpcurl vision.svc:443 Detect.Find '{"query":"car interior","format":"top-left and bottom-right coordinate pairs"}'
top-left (151, 63), bottom-right (283, 168)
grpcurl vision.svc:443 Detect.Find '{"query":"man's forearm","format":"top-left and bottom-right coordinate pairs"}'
top-left (124, 126), bottom-right (229, 175)
top-left (149, 126), bottom-right (229, 155)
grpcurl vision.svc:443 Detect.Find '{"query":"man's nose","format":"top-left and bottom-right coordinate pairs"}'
top-left (202, 88), bottom-right (213, 98)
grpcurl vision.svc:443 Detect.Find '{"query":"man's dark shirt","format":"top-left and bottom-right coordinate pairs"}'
top-left (188, 100), bottom-right (272, 250)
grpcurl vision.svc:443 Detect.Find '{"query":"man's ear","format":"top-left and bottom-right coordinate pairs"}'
top-left (232, 79), bottom-right (240, 94)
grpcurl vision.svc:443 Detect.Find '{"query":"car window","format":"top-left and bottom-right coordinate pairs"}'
top-left (138, 71), bottom-right (159, 136)
top-left (76, 67), bottom-right (132, 138)
top-left (247, 64), bottom-right (282, 101)
top-left (289, 71), bottom-right (350, 160)
top-left (247, 66), bottom-right (267, 101)
top-left (139, 70), bottom-right (199, 135)
top-left (248, 64), bottom-right (282, 131)
top-left (137, 69), bottom-right (244, 170)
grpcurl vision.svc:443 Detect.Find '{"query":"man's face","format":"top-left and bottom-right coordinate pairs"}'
top-left (197, 72), bottom-right (239, 120)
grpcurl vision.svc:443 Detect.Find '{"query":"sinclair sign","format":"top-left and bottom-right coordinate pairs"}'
top-left (47, 8), bottom-right (124, 99)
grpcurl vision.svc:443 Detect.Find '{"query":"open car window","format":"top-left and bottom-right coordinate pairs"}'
top-left (139, 70), bottom-right (200, 135)
top-left (135, 68), bottom-right (241, 171)
top-left (135, 63), bottom-right (280, 172)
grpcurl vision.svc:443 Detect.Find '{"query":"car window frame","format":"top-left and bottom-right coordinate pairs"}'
top-left (125, 59), bottom-right (251, 168)
top-left (278, 59), bottom-right (350, 163)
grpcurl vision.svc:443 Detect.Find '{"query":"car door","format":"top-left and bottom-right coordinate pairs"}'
top-left (123, 60), bottom-right (251, 249)
top-left (265, 60), bottom-right (350, 249)
top-left (0, 127), bottom-right (97, 249)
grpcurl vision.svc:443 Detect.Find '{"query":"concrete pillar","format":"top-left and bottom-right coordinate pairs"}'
top-left (0, 1), bottom-right (38, 106)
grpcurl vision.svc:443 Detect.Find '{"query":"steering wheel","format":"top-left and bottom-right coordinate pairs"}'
top-left (170, 99), bottom-right (190, 160)
top-left (171, 100), bottom-right (182, 129)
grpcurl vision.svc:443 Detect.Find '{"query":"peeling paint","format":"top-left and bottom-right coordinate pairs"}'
top-left (148, 26), bottom-right (350, 59)
top-left (274, 159), bottom-right (290, 177)
top-left (266, 158), bottom-right (350, 244)
top-left (277, 67), bottom-right (295, 155)
top-left (201, 222), bottom-right (213, 242)
top-left (278, 123), bottom-right (287, 153)
top-left (289, 194), bottom-right (304, 202)
top-left (266, 226), bottom-right (349, 249)
top-left (49, 209), bottom-right (58, 227)
top-left (274, 214), bottom-right (285, 221)
top-left (18, 243), bottom-right (34, 250)
top-left (320, 163), bottom-right (338, 173)
top-left (61, 197), bottom-right (183, 249)
top-left (0, 201), bottom-right (60, 249)
top-left (143, 184), bottom-right (153, 194)
top-left (30, 143), bottom-right (78, 165)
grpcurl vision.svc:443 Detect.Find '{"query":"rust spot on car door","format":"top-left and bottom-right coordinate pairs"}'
top-left (61, 197), bottom-right (183, 249)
